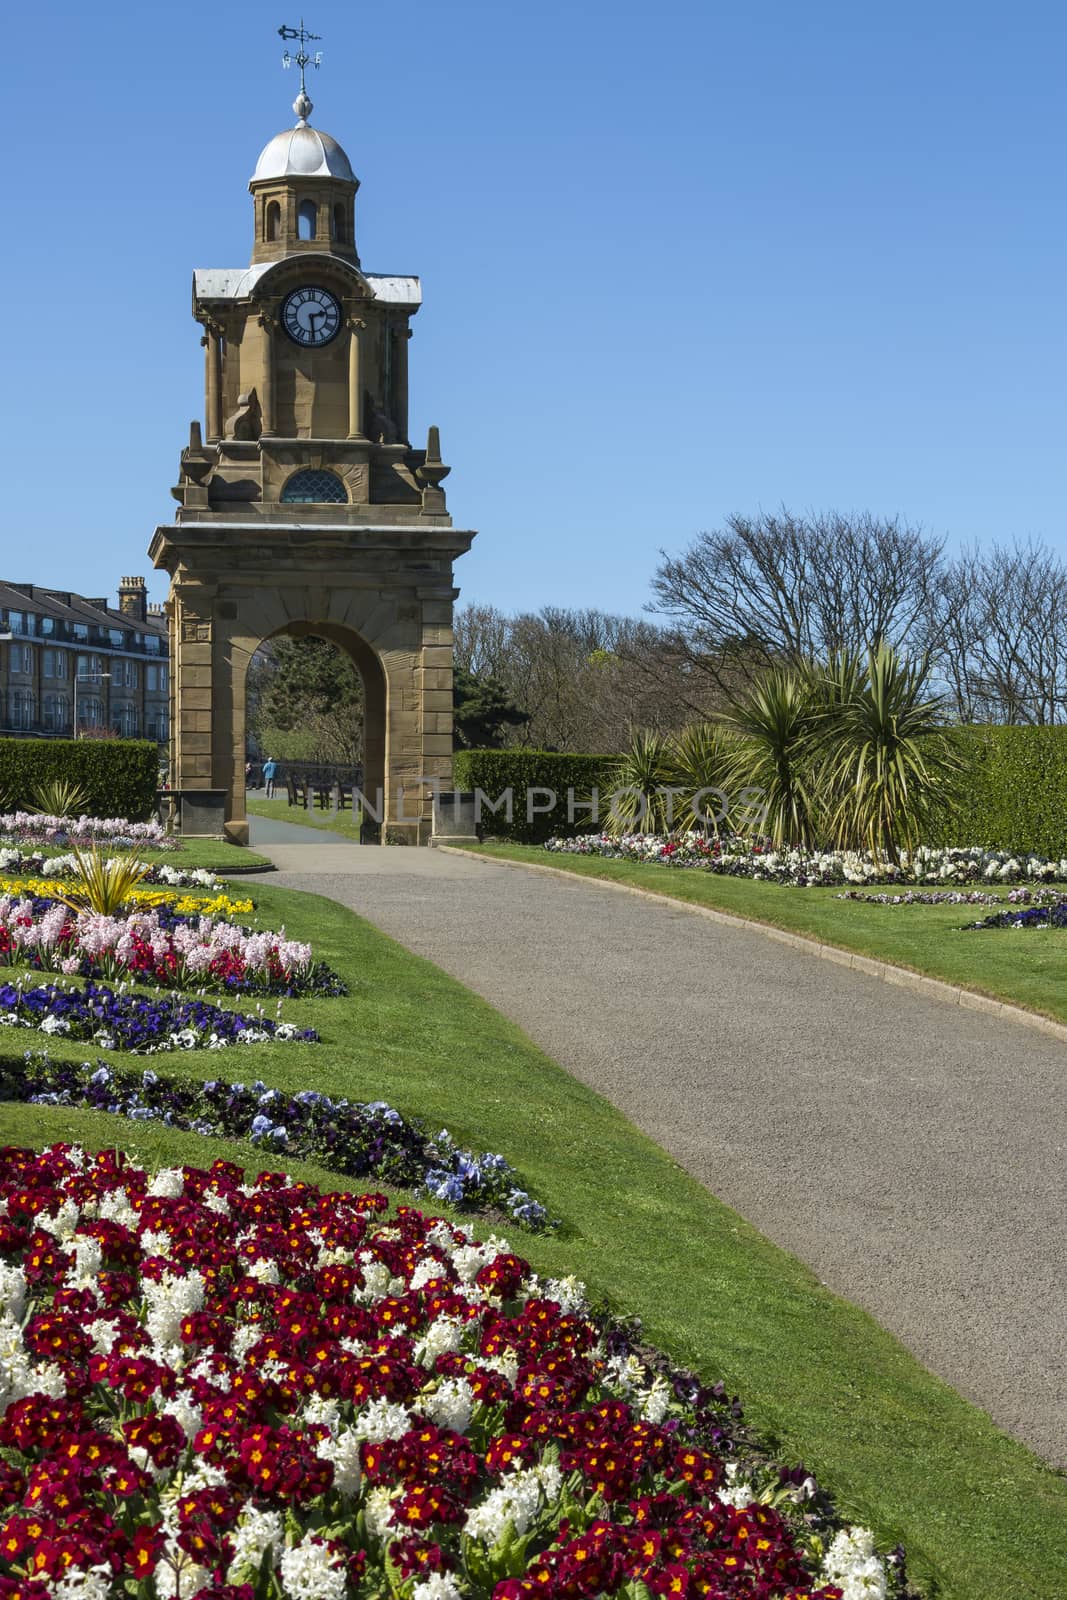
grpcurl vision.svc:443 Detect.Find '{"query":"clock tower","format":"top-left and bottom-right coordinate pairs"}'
top-left (150, 47), bottom-right (475, 844)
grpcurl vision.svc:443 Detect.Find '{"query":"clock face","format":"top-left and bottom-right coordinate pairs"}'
top-left (281, 286), bottom-right (342, 347)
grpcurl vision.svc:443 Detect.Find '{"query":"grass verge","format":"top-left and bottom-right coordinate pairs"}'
top-left (247, 794), bottom-right (363, 841)
top-left (459, 843), bottom-right (1067, 1026)
top-left (4, 840), bottom-right (274, 873)
top-left (1, 882), bottom-right (1065, 1598)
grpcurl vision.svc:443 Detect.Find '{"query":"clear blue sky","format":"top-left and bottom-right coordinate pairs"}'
top-left (5, 0), bottom-right (1064, 618)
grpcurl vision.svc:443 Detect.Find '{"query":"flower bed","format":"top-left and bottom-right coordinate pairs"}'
top-left (0, 848), bottom-right (221, 890)
top-left (0, 878), bottom-right (253, 918)
top-left (0, 811), bottom-right (176, 851)
top-left (0, 894), bottom-right (345, 998)
top-left (11, 1059), bottom-right (551, 1230)
top-left (834, 887), bottom-right (1061, 908)
top-left (0, 1144), bottom-right (905, 1600)
top-left (0, 979), bottom-right (319, 1052)
top-left (962, 901), bottom-right (1067, 932)
top-left (545, 835), bottom-right (1067, 887)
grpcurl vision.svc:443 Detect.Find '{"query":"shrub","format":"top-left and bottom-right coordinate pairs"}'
top-left (452, 750), bottom-right (621, 843)
top-left (930, 725), bottom-right (1067, 857)
top-left (0, 738), bottom-right (158, 821)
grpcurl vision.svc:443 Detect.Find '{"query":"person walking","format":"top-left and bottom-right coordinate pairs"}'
top-left (262, 756), bottom-right (278, 799)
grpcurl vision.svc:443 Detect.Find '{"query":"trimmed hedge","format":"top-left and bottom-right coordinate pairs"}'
top-left (929, 725), bottom-right (1067, 858)
top-left (459, 728), bottom-right (1067, 856)
top-left (0, 738), bottom-right (159, 822)
top-left (453, 750), bottom-right (620, 843)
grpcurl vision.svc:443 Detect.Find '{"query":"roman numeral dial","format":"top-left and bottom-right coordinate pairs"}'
top-left (281, 286), bottom-right (342, 347)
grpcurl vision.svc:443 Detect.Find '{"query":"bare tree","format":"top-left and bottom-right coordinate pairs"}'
top-left (649, 508), bottom-right (946, 688)
top-left (932, 541), bottom-right (1067, 724)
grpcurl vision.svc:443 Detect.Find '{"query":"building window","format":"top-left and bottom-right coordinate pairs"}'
top-left (332, 202), bottom-right (346, 242)
top-left (266, 200), bottom-right (281, 241)
top-left (147, 710), bottom-right (169, 742)
top-left (76, 654), bottom-right (104, 681)
top-left (297, 199), bottom-right (317, 240)
top-left (40, 616), bottom-right (55, 636)
top-left (280, 469), bottom-right (347, 504)
top-left (147, 663), bottom-right (169, 692)
top-left (8, 690), bottom-right (35, 730)
top-left (43, 694), bottom-right (69, 734)
top-left (78, 696), bottom-right (103, 731)
top-left (7, 612), bottom-right (25, 635)
top-left (115, 704), bottom-right (140, 737)
top-left (43, 649), bottom-right (67, 680)
top-left (72, 623), bottom-right (88, 641)
top-left (13, 644), bottom-right (32, 675)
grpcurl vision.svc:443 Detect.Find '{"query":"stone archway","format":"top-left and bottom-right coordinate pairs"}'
top-left (149, 523), bottom-right (473, 845)
top-left (247, 617), bottom-right (385, 824)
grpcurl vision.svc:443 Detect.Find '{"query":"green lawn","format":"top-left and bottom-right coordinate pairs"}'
top-left (247, 793), bottom-right (363, 841)
top-left (459, 843), bottom-right (1067, 1026)
top-left (1, 883), bottom-right (1064, 1598)
top-left (1, 839), bottom-right (273, 873)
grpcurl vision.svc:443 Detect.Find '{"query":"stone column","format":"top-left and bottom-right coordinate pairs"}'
top-left (202, 324), bottom-right (223, 442)
top-left (392, 323), bottom-right (411, 444)
top-left (258, 314), bottom-right (276, 436)
top-left (348, 317), bottom-right (366, 438)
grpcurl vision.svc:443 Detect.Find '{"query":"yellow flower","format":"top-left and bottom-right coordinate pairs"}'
top-left (0, 877), bottom-right (253, 917)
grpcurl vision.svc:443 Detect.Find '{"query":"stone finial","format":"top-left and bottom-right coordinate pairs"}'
top-left (416, 425), bottom-right (450, 514)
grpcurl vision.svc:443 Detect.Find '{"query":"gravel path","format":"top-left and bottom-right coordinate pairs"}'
top-left (248, 823), bottom-right (1067, 1465)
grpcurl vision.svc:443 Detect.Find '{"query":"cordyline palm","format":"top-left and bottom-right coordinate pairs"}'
top-left (56, 843), bottom-right (150, 915)
top-left (666, 721), bottom-right (739, 836)
top-left (601, 728), bottom-right (676, 837)
top-left (817, 644), bottom-right (963, 863)
top-left (722, 667), bottom-right (821, 848)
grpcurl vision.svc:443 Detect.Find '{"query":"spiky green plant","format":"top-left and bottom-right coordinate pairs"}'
top-left (56, 844), bottom-right (150, 915)
top-left (721, 667), bottom-right (821, 848)
top-left (664, 721), bottom-right (740, 836)
top-left (27, 778), bottom-right (91, 819)
top-left (817, 644), bottom-right (963, 863)
top-left (600, 728), bottom-right (677, 837)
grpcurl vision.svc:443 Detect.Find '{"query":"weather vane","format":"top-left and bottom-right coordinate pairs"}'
top-left (279, 19), bottom-right (322, 100)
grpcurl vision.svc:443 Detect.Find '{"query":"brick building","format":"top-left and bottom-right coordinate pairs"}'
top-left (0, 577), bottom-right (169, 742)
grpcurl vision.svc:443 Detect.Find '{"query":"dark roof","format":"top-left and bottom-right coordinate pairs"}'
top-left (0, 582), bottom-right (167, 638)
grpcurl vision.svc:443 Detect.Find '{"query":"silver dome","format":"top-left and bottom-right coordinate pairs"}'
top-left (253, 118), bottom-right (356, 183)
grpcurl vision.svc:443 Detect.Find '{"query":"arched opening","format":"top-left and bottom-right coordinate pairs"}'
top-left (245, 624), bottom-right (385, 840)
top-left (297, 199), bottom-right (317, 240)
top-left (266, 200), bottom-right (281, 241)
top-left (280, 468), bottom-right (348, 504)
top-left (332, 202), bottom-right (346, 242)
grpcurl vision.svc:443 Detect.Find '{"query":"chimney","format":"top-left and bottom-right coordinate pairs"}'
top-left (118, 576), bottom-right (148, 622)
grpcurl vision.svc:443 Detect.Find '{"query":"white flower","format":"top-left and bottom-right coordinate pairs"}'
top-left (227, 1505), bottom-right (284, 1581)
top-left (363, 1484), bottom-right (397, 1541)
top-left (315, 1425), bottom-right (362, 1496)
top-left (54, 1563), bottom-right (121, 1600)
top-left (412, 1575), bottom-right (465, 1600)
top-left (414, 1315), bottom-right (467, 1367)
top-left (279, 1536), bottom-right (347, 1600)
top-left (542, 1275), bottom-right (586, 1314)
top-left (422, 1376), bottom-right (473, 1434)
top-left (66, 1235), bottom-right (103, 1293)
top-left (302, 1394), bottom-right (341, 1431)
top-left (464, 1462), bottom-right (561, 1544)
top-left (353, 1397), bottom-right (410, 1442)
top-left (639, 1374), bottom-right (672, 1424)
top-left (248, 1256), bottom-right (280, 1284)
top-left (162, 1392), bottom-right (202, 1441)
top-left (716, 1463), bottom-right (754, 1510)
top-left (40, 1197), bottom-right (80, 1240)
top-left (0, 1264), bottom-right (26, 1323)
top-left (148, 1167), bottom-right (185, 1198)
top-left (821, 1526), bottom-right (887, 1599)
top-left (142, 1269), bottom-right (205, 1355)
top-left (98, 1188), bottom-right (140, 1230)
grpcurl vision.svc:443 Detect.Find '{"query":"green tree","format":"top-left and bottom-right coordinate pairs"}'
top-left (453, 668), bottom-right (530, 750)
top-left (250, 636), bottom-right (364, 765)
